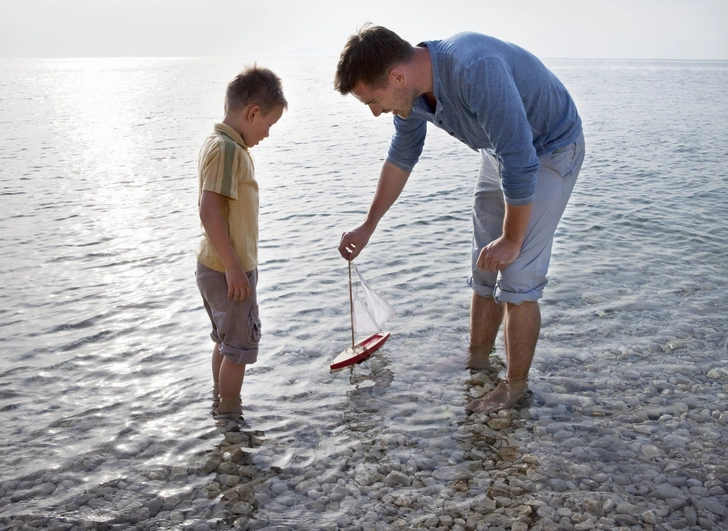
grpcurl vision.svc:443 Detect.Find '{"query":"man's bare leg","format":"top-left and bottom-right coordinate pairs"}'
top-left (504, 300), bottom-right (540, 382)
top-left (468, 292), bottom-right (504, 369)
top-left (467, 300), bottom-right (540, 413)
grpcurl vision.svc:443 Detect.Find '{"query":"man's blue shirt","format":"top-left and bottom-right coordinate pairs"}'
top-left (386, 32), bottom-right (582, 205)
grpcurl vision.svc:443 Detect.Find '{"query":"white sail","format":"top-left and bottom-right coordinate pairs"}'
top-left (350, 262), bottom-right (396, 335)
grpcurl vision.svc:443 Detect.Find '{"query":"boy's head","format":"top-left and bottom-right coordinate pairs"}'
top-left (224, 65), bottom-right (287, 147)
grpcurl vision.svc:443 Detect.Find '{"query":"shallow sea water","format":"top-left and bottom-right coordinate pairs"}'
top-left (0, 57), bottom-right (727, 528)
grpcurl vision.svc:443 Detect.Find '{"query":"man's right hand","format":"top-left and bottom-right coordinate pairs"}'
top-left (338, 224), bottom-right (373, 261)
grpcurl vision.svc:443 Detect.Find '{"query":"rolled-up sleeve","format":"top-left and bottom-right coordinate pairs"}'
top-left (386, 116), bottom-right (428, 173)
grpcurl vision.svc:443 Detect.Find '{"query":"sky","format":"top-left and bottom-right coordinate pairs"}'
top-left (1, 0), bottom-right (727, 60)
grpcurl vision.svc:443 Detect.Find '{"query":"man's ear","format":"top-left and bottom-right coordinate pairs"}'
top-left (389, 67), bottom-right (405, 86)
top-left (245, 104), bottom-right (261, 122)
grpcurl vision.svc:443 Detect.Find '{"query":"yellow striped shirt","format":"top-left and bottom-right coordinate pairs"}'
top-left (196, 123), bottom-right (258, 273)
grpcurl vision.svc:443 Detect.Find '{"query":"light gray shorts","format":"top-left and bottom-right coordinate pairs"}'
top-left (467, 133), bottom-right (585, 304)
top-left (196, 262), bottom-right (261, 365)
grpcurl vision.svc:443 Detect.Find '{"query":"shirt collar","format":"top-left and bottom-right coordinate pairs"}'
top-left (214, 123), bottom-right (249, 149)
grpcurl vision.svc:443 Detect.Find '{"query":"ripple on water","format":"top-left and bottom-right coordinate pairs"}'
top-left (1, 58), bottom-right (727, 528)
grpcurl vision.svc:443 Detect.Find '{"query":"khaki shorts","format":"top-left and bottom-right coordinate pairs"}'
top-left (196, 262), bottom-right (261, 365)
top-left (468, 132), bottom-right (586, 304)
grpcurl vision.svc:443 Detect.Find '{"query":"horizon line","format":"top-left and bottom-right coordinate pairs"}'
top-left (1, 55), bottom-right (728, 63)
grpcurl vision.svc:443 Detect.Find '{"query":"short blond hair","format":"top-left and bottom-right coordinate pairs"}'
top-left (226, 65), bottom-right (287, 114)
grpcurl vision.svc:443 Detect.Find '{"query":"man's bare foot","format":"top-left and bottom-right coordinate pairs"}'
top-left (466, 379), bottom-right (530, 414)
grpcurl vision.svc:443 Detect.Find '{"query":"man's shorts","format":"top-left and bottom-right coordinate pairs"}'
top-left (467, 132), bottom-right (586, 304)
top-left (196, 261), bottom-right (261, 365)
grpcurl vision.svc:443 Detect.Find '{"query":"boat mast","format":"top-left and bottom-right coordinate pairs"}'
top-left (348, 261), bottom-right (355, 349)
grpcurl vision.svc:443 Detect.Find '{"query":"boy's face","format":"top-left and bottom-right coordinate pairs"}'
top-left (242, 104), bottom-right (284, 147)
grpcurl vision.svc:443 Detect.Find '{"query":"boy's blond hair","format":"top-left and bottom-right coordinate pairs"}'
top-left (226, 65), bottom-right (288, 114)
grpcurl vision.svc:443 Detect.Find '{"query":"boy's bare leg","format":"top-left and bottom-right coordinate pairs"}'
top-left (217, 357), bottom-right (246, 416)
top-left (212, 343), bottom-right (223, 406)
top-left (468, 293), bottom-right (504, 369)
top-left (467, 300), bottom-right (539, 414)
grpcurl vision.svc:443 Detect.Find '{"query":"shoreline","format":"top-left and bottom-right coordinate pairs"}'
top-left (3, 361), bottom-right (726, 531)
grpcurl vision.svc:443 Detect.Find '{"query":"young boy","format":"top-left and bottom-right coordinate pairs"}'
top-left (196, 66), bottom-right (287, 418)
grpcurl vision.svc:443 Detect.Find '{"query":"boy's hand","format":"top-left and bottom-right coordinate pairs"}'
top-left (225, 266), bottom-right (252, 301)
top-left (199, 190), bottom-right (251, 300)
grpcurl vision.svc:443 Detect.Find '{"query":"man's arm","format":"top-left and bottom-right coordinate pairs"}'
top-left (467, 57), bottom-right (540, 205)
top-left (199, 190), bottom-right (251, 300)
top-left (464, 59), bottom-right (538, 271)
top-left (338, 161), bottom-right (411, 260)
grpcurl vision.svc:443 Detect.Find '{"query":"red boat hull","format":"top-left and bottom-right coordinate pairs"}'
top-left (330, 332), bottom-right (390, 371)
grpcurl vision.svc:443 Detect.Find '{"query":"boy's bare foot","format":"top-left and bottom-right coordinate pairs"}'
top-left (217, 397), bottom-right (243, 418)
top-left (466, 378), bottom-right (530, 415)
top-left (212, 383), bottom-right (220, 409)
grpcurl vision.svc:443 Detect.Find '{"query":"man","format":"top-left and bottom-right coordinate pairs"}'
top-left (335, 24), bottom-right (585, 414)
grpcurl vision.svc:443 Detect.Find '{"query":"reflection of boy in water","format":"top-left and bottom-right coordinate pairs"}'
top-left (335, 25), bottom-right (584, 414)
top-left (195, 66), bottom-right (287, 418)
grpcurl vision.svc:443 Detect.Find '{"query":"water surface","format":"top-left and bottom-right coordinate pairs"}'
top-left (1, 57), bottom-right (727, 526)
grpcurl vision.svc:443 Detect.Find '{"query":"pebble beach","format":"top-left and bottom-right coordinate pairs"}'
top-left (3, 350), bottom-right (727, 530)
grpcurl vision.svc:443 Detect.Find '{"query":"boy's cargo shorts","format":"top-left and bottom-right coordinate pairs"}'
top-left (467, 132), bottom-right (586, 304)
top-left (196, 261), bottom-right (261, 365)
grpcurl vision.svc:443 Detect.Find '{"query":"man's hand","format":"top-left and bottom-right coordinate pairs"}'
top-left (225, 266), bottom-right (252, 301)
top-left (478, 201), bottom-right (532, 272)
top-left (338, 224), bottom-right (373, 261)
top-left (477, 236), bottom-right (521, 272)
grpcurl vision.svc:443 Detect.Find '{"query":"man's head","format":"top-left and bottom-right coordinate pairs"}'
top-left (224, 66), bottom-right (287, 147)
top-left (334, 24), bottom-right (413, 96)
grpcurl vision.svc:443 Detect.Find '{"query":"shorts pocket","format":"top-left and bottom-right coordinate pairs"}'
top-left (247, 304), bottom-right (262, 344)
top-left (197, 272), bottom-right (231, 312)
top-left (549, 143), bottom-right (577, 178)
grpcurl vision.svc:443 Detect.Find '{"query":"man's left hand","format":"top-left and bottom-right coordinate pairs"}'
top-left (477, 236), bottom-right (521, 272)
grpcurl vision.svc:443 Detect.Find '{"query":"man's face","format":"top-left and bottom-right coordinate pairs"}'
top-left (352, 73), bottom-right (415, 119)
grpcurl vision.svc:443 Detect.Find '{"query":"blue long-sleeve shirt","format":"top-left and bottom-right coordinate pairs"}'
top-left (387, 32), bottom-right (582, 205)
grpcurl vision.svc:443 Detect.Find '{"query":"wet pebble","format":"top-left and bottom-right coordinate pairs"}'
top-left (3, 357), bottom-right (727, 531)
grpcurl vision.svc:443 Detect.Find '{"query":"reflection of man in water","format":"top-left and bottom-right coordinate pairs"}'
top-left (334, 25), bottom-right (585, 414)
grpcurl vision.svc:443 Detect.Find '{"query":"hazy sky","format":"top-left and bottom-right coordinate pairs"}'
top-left (2, 0), bottom-right (727, 60)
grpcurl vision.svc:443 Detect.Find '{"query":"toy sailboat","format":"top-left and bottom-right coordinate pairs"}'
top-left (330, 261), bottom-right (396, 371)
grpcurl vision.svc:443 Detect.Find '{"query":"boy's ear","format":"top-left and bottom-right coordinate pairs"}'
top-left (245, 104), bottom-right (261, 122)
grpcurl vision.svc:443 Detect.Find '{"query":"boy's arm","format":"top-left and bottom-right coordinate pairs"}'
top-left (199, 190), bottom-right (251, 301)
